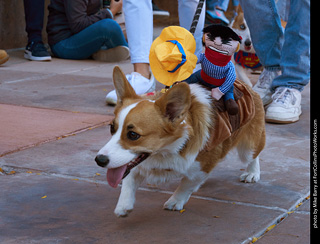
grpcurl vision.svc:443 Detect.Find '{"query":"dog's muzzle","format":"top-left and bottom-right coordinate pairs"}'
top-left (95, 154), bottom-right (109, 168)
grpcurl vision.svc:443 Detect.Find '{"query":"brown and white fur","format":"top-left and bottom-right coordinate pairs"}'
top-left (96, 66), bottom-right (266, 217)
top-left (229, 9), bottom-right (258, 87)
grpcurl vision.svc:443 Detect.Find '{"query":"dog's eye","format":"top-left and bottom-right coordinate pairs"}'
top-left (240, 24), bottom-right (246, 30)
top-left (127, 131), bottom-right (140, 141)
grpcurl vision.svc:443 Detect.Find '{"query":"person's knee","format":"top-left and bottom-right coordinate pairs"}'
top-left (95, 19), bottom-right (122, 36)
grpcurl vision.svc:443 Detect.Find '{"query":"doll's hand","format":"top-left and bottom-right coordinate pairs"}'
top-left (211, 87), bottom-right (224, 100)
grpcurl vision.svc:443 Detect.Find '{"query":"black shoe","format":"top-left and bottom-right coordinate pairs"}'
top-left (24, 41), bottom-right (51, 61)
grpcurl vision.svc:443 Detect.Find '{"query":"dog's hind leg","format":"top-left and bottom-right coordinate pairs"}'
top-left (114, 170), bottom-right (145, 217)
top-left (237, 141), bottom-right (262, 183)
top-left (164, 162), bottom-right (209, 211)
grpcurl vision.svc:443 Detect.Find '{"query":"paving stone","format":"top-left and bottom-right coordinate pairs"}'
top-left (0, 104), bottom-right (112, 156)
top-left (0, 71), bottom-right (117, 115)
top-left (0, 173), bottom-right (285, 244)
top-left (0, 70), bottom-right (165, 115)
top-left (257, 212), bottom-right (310, 244)
top-left (0, 125), bottom-right (110, 178)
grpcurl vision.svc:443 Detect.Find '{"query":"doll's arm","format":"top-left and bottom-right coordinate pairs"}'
top-left (211, 65), bottom-right (236, 100)
top-left (197, 53), bottom-right (204, 64)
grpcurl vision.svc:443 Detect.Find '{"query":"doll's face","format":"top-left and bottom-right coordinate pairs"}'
top-left (204, 33), bottom-right (239, 56)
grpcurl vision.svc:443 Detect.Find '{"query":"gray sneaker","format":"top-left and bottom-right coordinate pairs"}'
top-left (265, 87), bottom-right (302, 124)
top-left (253, 69), bottom-right (281, 105)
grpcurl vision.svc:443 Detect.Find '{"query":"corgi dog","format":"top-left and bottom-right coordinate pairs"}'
top-left (229, 10), bottom-right (262, 86)
top-left (95, 66), bottom-right (265, 217)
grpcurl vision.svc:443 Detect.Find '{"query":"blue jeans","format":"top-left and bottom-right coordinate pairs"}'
top-left (240, 0), bottom-right (310, 91)
top-left (185, 70), bottom-right (235, 101)
top-left (51, 19), bottom-right (128, 60)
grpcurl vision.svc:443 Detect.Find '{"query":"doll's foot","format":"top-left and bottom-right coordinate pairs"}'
top-left (225, 99), bottom-right (239, 115)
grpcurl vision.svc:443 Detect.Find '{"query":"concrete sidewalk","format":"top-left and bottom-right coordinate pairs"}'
top-left (0, 47), bottom-right (310, 243)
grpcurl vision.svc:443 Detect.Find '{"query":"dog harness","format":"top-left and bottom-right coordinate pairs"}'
top-left (234, 50), bottom-right (262, 69)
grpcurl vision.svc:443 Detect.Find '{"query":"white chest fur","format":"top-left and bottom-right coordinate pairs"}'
top-left (136, 151), bottom-right (199, 185)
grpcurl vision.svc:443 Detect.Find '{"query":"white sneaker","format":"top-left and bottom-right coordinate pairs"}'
top-left (265, 87), bottom-right (302, 124)
top-left (253, 69), bottom-right (281, 105)
top-left (106, 72), bottom-right (156, 105)
top-left (92, 46), bottom-right (130, 62)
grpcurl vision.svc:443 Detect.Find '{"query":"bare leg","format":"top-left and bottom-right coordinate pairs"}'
top-left (133, 63), bottom-right (151, 79)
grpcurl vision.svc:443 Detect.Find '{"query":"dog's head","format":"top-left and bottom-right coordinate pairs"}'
top-left (95, 66), bottom-right (191, 188)
top-left (229, 12), bottom-right (255, 53)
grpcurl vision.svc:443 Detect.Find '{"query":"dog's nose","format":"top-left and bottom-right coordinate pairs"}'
top-left (95, 154), bottom-right (109, 167)
top-left (245, 39), bottom-right (252, 47)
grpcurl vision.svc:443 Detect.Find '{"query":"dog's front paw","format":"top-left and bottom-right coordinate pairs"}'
top-left (114, 206), bottom-right (133, 218)
top-left (163, 196), bottom-right (185, 211)
top-left (240, 172), bottom-right (260, 183)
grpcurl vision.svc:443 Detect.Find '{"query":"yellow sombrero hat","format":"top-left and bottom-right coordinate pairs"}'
top-left (149, 26), bottom-right (198, 86)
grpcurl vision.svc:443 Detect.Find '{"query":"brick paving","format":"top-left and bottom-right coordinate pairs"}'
top-left (0, 43), bottom-right (310, 243)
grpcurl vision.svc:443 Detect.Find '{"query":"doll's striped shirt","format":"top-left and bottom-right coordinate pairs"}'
top-left (198, 53), bottom-right (236, 94)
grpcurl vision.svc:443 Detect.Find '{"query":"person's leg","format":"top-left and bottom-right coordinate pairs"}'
top-left (23, 0), bottom-right (44, 43)
top-left (51, 19), bottom-right (127, 60)
top-left (271, 0), bottom-right (310, 92)
top-left (240, 0), bottom-right (283, 68)
top-left (206, 0), bottom-right (230, 25)
top-left (178, 0), bottom-right (206, 57)
top-left (265, 0), bottom-right (310, 123)
top-left (240, 0), bottom-right (283, 69)
top-left (206, 0), bottom-right (219, 10)
top-left (123, 0), bottom-right (153, 79)
top-left (105, 0), bottom-right (155, 106)
top-left (240, 0), bottom-right (283, 105)
top-left (219, 0), bottom-right (230, 12)
top-left (23, 0), bottom-right (51, 61)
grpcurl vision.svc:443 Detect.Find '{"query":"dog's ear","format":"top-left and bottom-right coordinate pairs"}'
top-left (113, 66), bottom-right (140, 104)
top-left (155, 82), bottom-right (191, 122)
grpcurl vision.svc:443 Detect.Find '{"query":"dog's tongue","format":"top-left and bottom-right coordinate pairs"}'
top-left (107, 165), bottom-right (127, 188)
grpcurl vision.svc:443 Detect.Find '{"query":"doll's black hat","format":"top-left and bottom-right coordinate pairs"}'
top-left (203, 24), bottom-right (242, 43)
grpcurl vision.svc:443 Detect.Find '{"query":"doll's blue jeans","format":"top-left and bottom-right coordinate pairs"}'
top-left (185, 70), bottom-right (235, 101)
top-left (50, 19), bottom-right (128, 60)
top-left (239, 0), bottom-right (310, 92)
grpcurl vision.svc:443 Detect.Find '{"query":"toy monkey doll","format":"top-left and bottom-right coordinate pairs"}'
top-left (185, 24), bottom-right (242, 115)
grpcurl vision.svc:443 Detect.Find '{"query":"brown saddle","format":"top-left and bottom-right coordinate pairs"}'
top-left (205, 79), bottom-right (256, 150)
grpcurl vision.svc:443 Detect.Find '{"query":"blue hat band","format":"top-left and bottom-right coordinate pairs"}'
top-left (166, 40), bottom-right (187, 73)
